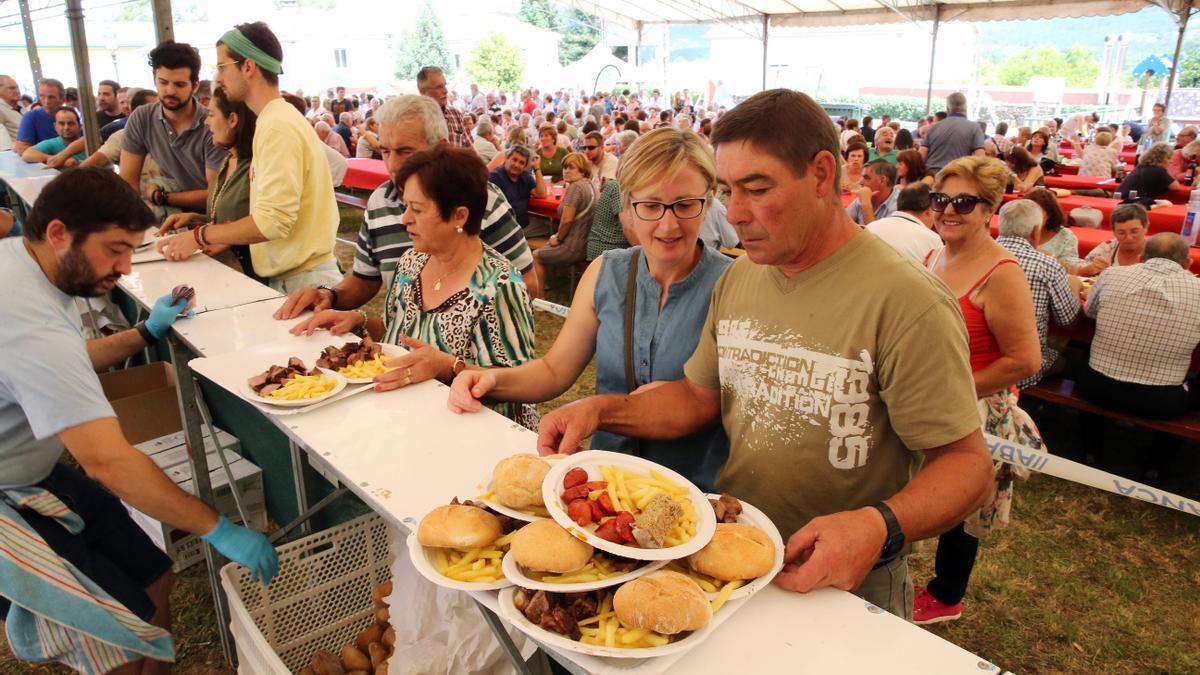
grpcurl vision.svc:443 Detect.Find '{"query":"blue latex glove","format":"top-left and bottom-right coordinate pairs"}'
top-left (145, 294), bottom-right (190, 339)
top-left (201, 516), bottom-right (279, 585)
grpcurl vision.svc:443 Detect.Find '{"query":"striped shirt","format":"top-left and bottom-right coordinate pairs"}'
top-left (352, 180), bottom-right (533, 291)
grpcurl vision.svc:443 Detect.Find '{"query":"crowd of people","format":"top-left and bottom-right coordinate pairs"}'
top-left (2, 22), bottom-right (1199, 672)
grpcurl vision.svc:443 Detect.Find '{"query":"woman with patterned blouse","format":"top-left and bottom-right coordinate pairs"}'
top-left (293, 145), bottom-right (538, 428)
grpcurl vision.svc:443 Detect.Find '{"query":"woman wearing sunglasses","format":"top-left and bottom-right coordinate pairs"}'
top-left (915, 156), bottom-right (1043, 625)
top-left (446, 128), bottom-right (732, 491)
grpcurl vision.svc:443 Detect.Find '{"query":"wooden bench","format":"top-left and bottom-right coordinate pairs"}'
top-left (1023, 378), bottom-right (1200, 441)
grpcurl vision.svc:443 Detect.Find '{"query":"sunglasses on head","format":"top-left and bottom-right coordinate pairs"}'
top-left (929, 192), bottom-right (986, 215)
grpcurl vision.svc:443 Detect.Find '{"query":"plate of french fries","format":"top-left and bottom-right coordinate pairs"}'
top-left (405, 531), bottom-right (514, 592)
top-left (541, 451), bottom-right (717, 561)
top-left (240, 367), bottom-right (347, 407)
top-left (329, 341), bottom-right (407, 384)
top-left (497, 586), bottom-right (719, 659)
top-left (663, 494), bottom-right (784, 609)
top-left (501, 548), bottom-right (669, 593)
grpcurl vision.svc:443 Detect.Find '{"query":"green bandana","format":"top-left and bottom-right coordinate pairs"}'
top-left (220, 28), bottom-right (283, 75)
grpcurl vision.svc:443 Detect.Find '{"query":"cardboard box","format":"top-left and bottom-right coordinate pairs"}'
top-left (98, 362), bottom-right (181, 445)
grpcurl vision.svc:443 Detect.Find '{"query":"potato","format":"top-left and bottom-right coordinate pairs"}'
top-left (339, 644), bottom-right (371, 671)
top-left (375, 607), bottom-right (389, 624)
top-left (372, 580), bottom-right (392, 609)
top-left (310, 650), bottom-right (345, 675)
top-left (355, 623), bottom-right (383, 652)
top-left (299, 668), bottom-right (315, 675)
top-left (382, 625), bottom-right (395, 649)
top-left (369, 641), bottom-right (388, 670)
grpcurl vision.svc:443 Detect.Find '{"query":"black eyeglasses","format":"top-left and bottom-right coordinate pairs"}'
top-left (583, 145), bottom-right (599, 151)
top-left (630, 197), bottom-right (707, 221)
top-left (929, 192), bottom-right (985, 215)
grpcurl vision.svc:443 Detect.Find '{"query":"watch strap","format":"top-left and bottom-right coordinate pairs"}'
top-left (870, 501), bottom-right (905, 561)
top-left (317, 284), bottom-right (339, 309)
top-left (135, 321), bottom-right (157, 344)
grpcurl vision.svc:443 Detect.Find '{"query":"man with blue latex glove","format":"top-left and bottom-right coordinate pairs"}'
top-left (0, 168), bottom-right (278, 673)
top-left (202, 516), bottom-right (279, 584)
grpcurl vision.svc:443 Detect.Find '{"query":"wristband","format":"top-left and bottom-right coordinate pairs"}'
top-left (135, 321), bottom-right (157, 344)
top-left (316, 284), bottom-right (340, 309)
top-left (870, 501), bottom-right (905, 562)
top-left (193, 225), bottom-right (205, 247)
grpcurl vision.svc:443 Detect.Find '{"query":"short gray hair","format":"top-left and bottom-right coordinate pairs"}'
top-left (1111, 202), bottom-right (1149, 228)
top-left (946, 92), bottom-right (967, 113)
top-left (476, 120), bottom-right (493, 137)
top-left (616, 130), bottom-right (637, 149)
top-left (998, 199), bottom-right (1043, 239)
top-left (375, 94), bottom-right (447, 146)
top-left (314, 121), bottom-right (331, 133)
top-left (1143, 232), bottom-right (1191, 267)
top-left (506, 144), bottom-right (531, 160)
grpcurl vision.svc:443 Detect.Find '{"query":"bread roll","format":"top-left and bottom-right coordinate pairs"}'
top-left (417, 504), bottom-right (501, 549)
top-left (510, 520), bottom-right (594, 573)
top-left (613, 571), bottom-right (711, 635)
top-left (492, 454), bottom-right (551, 508)
top-left (687, 523), bottom-right (775, 581)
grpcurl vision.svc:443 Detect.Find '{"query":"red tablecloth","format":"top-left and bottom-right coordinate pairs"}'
top-left (1055, 162), bottom-right (1134, 176)
top-left (529, 183), bottom-right (566, 219)
top-left (1001, 192), bottom-right (1187, 234)
top-left (342, 158), bottom-right (389, 192)
top-left (1044, 174), bottom-right (1191, 205)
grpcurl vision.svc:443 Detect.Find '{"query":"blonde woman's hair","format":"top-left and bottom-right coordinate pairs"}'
top-left (933, 156), bottom-right (1009, 212)
top-left (562, 151), bottom-right (592, 178)
top-left (616, 127), bottom-right (716, 206)
top-left (1094, 130), bottom-right (1113, 147)
top-left (1140, 142), bottom-right (1174, 168)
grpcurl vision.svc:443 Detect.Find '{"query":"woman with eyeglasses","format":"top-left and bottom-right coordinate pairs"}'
top-left (914, 156), bottom-right (1043, 625)
top-left (447, 128), bottom-right (732, 491)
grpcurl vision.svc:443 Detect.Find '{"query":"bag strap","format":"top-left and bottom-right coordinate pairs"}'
top-left (623, 250), bottom-right (642, 457)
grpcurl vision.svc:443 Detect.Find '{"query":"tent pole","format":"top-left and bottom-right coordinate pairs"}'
top-left (65, 0), bottom-right (101, 156)
top-left (761, 14), bottom-right (769, 92)
top-left (18, 0), bottom-right (43, 86)
top-left (635, 21), bottom-right (642, 67)
top-left (151, 0), bottom-right (174, 45)
top-left (1165, 7), bottom-right (1190, 112)
top-left (925, 3), bottom-right (941, 116)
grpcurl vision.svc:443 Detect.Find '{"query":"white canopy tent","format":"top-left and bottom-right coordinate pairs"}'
top-left (565, 0), bottom-right (1198, 113)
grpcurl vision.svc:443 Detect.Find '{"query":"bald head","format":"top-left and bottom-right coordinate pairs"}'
top-left (1143, 233), bottom-right (1191, 268)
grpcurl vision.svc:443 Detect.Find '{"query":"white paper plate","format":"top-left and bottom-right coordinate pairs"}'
top-left (680, 495), bottom-right (785, 603)
top-left (333, 342), bottom-right (408, 384)
top-left (497, 586), bottom-right (718, 659)
top-left (476, 454), bottom-right (565, 523)
top-left (239, 368), bottom-right (347, 407)
top-left (501, 551), bottom-right (668, 593)
top-left (405, 532), bottom-right (512, 592)
top-left (541, 450), bottom-right (717, 561)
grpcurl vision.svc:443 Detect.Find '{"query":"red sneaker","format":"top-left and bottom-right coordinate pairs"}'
top-left (913, 586), bottom-right (962, 625)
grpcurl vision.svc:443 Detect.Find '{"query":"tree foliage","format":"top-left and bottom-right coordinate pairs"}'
top-left (517, 0), bottom-right (599, 67)
top-left (1178, 39), bottom-right (1200, 89)
top-left (394, 1), bottom-right (452, 82)
top-left (980, 44), bottom-right (1100, 89)
top-left (115, 0), bottom-right (207, 22)
top-left (467, 32), bottom-right (526, 92)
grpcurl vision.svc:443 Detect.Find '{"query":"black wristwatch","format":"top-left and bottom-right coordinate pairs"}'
top-left (135, 320), bottom-right (157, 344)
top-left (870, 501), bottom-right (905, 561)
top-left (316, 284), bottom-right (339, 308)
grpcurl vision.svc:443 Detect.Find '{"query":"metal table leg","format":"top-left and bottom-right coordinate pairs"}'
top-left (288, 440), bottom-right (313, 536)
top-left (474, 598), bottom-right (534, 675)
top-left (168, 336), bottom-right (235, 665)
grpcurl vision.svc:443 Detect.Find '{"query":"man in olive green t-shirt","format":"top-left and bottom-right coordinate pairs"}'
top-left (537, 90), bottom-right (993, 620)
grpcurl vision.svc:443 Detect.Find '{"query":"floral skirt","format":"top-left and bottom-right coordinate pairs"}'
top-left (964, 389), bottom-right (1045, 538)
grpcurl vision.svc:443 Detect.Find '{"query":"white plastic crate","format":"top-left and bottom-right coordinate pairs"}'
top-left (221, 513), bottom-right (392, 674)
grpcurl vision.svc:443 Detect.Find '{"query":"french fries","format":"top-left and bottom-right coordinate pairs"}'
top-left (600, 465), bottom-right (698, 546)
top-left (525, 554), bottom-right (634, 584)
top-left (434, 531), bottom-right (515, 584)
top-left (664, 560), bottom-right (746, 599)
top-left (266, 373), bottom-right (336, 400)
top-left (576, 592), bottom-right (673, 649)
top-left (338, 355), bottom-right (394, 379)
top-left (709, 578), bottom-right (743, 614)
top-left (477, 489), bottom-right (550, 518)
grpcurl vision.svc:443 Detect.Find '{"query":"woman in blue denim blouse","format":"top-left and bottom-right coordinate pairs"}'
top-left (447, 127), bottom-right (732, 491)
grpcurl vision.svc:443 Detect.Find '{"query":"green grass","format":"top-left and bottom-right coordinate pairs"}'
top-left (4, 204), bottom-right (1198, 673)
